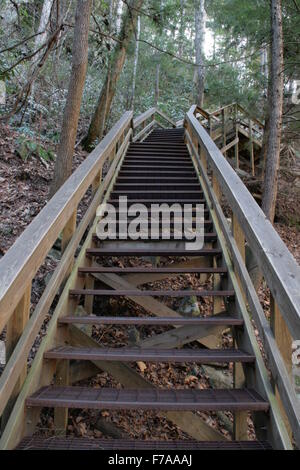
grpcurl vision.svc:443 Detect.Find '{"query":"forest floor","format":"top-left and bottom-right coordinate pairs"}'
top-left (0, 122), bottom-right (299, 442)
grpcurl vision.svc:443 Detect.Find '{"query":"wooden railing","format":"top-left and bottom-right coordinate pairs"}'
top-left (195, 103), bottom-right (265, 176)
top-left (185, 104), bottom-right (300, 448)
top-left (0, 104), bottom-right (299, 448)
top-left (132, 107), bottom-right (176, 142)
top-left (0, 110), bottom-right (134, 423)
top-left (0, 106), bottom-right (177, 428)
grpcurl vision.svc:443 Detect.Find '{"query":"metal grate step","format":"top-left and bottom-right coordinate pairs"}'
top-left (26, 387), bottom-right (269, 411)
top-left (86, 248), bottom-right (221, 257)
top-left (44, 347), bottom-right (255, 363)
top-left (16, 436), bottom-right (273, 450)
top-left (58, 315), bottom-right (242, 326)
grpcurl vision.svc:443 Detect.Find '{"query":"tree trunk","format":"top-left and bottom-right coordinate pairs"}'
top-left (82, 0), bottom-right (143, 151)
top-left (129, 16), bottom-right (140, 109)
top-left (115, 0), bottom-right (124, 35)
top-left (178, 0), bottom-right (185, 58)
top-left (194, 0), bottom-right (205, 107)
top-left (154, 62), bottom-right (160, 107)
top-left (262, 0), bottom-right (284, 223)
top-left (49, 0), bottom-right (92, 197)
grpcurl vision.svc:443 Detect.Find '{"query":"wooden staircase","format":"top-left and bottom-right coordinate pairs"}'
top-left (0, 107), bottom-right (299, 450)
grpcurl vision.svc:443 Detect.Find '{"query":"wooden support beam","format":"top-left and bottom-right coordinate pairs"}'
top-left (221, 137), bottom-right (239, 155)
top-left (270, 295), bottom-right (293, 440)
top-left (1, 283), bottom-right (32, 432)
top-left (232, 214), bottom-right (248, 440)
top-left (54, 359), bottom-right (70, 435)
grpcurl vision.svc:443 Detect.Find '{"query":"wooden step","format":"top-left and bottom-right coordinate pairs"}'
top-left (112, 208), bottom-right (210, 216)
top-left (58, 315), bottom-right (242, 326)
top-left (121, 165), bottom-right (194, 170)
top-left (116, 177), bottom-right (199, 183)
top-left (26, 387), bottom-right (269, 411)
top-left (144, 139), bottom-right (184, 143)
top-left (44, 347), bottom-right (255, 363)
top-left (127, 152), bottom-right (189, 156)
top-left (69, 289), bottom-right (234, 297)
top-left (16, 436), bottom-right (272, 450)
top-left (124, 157), bottom-right (191, 163)
top-left (92, 234), bottom-right (217, 243)
top-left (85, 248), bottom-right (222, 257)
top-left (113, 183), bottom-right (202, 191)
top-left (118, 171), bottom-right (197, 177)
top-left (101, 219), bottom-right (214, 227)
top-left (129, 143), bottom-right (187, 147)
top-left (110, 190), bottom-right (204, 198)
top-left (125, 151), bottom-right (190, 155)
top-left (108, 199), bottom-right (207, 207)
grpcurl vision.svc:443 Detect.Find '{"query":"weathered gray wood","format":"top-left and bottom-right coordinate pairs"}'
top-left (186, 108), bottom-right (300, 341)
top-left (221, 137), bottom-right (239, 155)
top-left (0, 111), bottom-right (133, 332)
top-left (154, 108), bottom-right (177, 128)
top-left (0, 129), bottom-right (131, 418)
top-left (186, 131), bottom-right (297, 449)
top-left (91, 270), bottom-right (222, 349)
top-left (133, 108), bottom-right (156, 128)
top-left (133, 120), bottom-right (155, 142)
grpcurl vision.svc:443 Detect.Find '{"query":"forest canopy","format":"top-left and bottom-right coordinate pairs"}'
top-left (0, 1), bottom-right (298, 136)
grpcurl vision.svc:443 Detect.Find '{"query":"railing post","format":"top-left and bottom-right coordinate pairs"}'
top-left (92, 169), bottom-right (102, 195)
top-left (232, 213), bottom-right (248, 441)
top-left (61, 210), bottom-right (77, 254)
top-left (270, 296), bottom-right (293, 439)
top-left (200, 145), bottom-right (207, 173)
top-left (212, 174), bottom-right (223, 315)
top-left (1, 282), bottom-right (32, 431)
top-left (54, 359), bottom-right (70, 435)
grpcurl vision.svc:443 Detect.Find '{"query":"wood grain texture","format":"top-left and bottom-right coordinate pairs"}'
top-left (186, 108), bottom-right (300, 340)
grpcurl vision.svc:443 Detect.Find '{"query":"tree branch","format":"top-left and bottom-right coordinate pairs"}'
top-left (0, 31), bottom-right (47, 55)
top-left (0, 25), bottom-right (64, 121)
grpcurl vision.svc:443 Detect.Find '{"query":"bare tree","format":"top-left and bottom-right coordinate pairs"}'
top-left (262, 0), bottom-right (284, 223)
top-left (129, 15), bottom-right (140, 109)
top-left (50, 0), bottom-right (92, 196)
top-left (194, 0), bottom-right (205, 107)
top-left (82, 0), bottom-right (143, 150)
